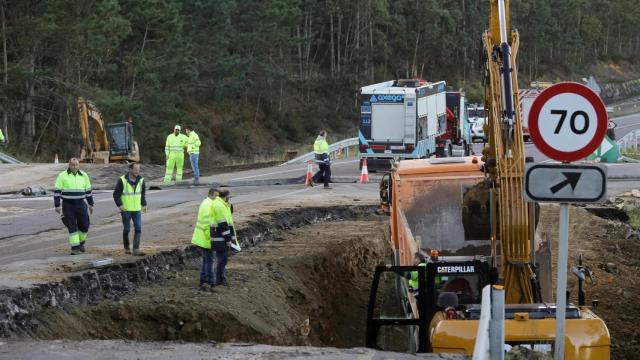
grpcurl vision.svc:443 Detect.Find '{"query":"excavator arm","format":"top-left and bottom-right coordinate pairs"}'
top-left (482, 0), bottom-right (536, 304)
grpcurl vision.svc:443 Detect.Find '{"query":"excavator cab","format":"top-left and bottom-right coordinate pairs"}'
top-left (106, 122), bottom-right (140, 162)
top-left (366, 257), bottom-right (492, 352)
top-left (78, 98), bottom-right (140, 163)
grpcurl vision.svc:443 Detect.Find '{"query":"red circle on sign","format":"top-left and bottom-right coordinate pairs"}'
top-left (528, 82), bottom-right (607, 162)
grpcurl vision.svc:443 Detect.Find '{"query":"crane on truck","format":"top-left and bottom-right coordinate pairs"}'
top-left (367, 0), bottom-right (610, 358)
top-left (78, 97), bottom-right (140, 163)
top-left (435, 91), bottom-right (473, 157)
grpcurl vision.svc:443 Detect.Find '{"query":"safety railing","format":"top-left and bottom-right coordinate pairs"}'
top-left (281, 137), bottom-right (359, 165)
top-left (0, 151), bottom-right (22, 164)
top-left (618, 130), bottom-right (640, 152)
top-left (617, 130), bottom-right (640, 162)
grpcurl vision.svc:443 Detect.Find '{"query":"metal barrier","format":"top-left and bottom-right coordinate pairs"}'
top-left (472, 285), bottom-right (505, 360)
top-left (0, 151), bottom-right (22, 164)
top-left (281, 137), bottom-right (359, 165)
top-left (618, 129), bottom-right (640, 153)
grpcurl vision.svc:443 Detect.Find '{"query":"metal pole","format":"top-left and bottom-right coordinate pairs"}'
top-left (555, 203), bottom-right (569, 360)
top-left (490, 285), bottom-right (505, 360)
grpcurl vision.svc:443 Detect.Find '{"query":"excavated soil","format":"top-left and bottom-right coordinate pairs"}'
top-left (538, 204), bottom-right (640, 360)
top-left (22, 219), bottom-right (389, 348)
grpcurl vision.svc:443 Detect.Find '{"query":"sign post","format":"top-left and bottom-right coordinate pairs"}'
top-left (527, 82), bottom-right (608, 360)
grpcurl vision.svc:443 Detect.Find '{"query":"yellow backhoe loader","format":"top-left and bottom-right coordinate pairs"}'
top-left (78, 97), bottom-right (140, 163)
top-left (366, 1), bottom-right (610, 358)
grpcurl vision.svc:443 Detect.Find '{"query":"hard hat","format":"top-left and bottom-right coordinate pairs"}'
top-left (174, 125), bottom-right (181, 130)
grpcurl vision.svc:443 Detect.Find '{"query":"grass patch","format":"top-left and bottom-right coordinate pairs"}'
top-left (622, 150), bottom-right (640, 160)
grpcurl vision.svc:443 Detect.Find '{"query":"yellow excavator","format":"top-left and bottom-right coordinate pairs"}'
top-left (366, 1), bottom-right (610, 358)
top-left (78, 97), bottom-right (140, 163)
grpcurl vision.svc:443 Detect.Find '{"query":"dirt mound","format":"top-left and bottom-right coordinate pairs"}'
top-left (538, 204), bottom-right (640, 360)
top-left (24, 219), bottom-right (389, 348)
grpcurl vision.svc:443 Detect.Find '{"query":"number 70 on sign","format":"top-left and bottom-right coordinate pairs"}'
top-left (528, 82), bottom-right (608, 163)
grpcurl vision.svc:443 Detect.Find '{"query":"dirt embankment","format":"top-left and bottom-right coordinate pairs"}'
top-left (538, 203), bottom-right (640, 360)
top-left (20, 218), bottom-right (389, 348)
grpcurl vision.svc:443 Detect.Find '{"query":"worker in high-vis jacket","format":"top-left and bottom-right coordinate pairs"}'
top-left (113, 163), bottom-right (147, 256)
top-left (54, 158), bottom-right (94, 255)
top-left (407, 252), bottom-right (427, 292)
top-left (164, 125), bottom-right (188, 184)
top-left (223, 197), bottom-right (241, 253)
top-left (185, 125), bottom-right (201, 185)
top-left (212, 189), bottom-right (234, 286)
top-left (312, 130), bottom-right (331, 189)
top-left (0, 128), bottom-right (5, 144)
top-left (192, 188), bottom-right (219, 292)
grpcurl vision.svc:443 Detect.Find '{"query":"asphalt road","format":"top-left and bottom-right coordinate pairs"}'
top-left (1, 118), bottom-right (638, 270)
top-left (0, 182), bottom-right (378, 267)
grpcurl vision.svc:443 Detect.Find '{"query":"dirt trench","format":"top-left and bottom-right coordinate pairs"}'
top-left (21, 218), bottom-right (389, 348)
top-left (538, 203), bottom-right (640, 360)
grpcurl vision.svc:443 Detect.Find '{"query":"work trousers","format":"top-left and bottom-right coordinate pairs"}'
top-left (189, 153), bottom-right (200, 183)
top-left (215, 249), bottom-right (229, 284)
top-left (200, 247), bottom-right (214, 285)
top-left (164, 153), bottom-right (185, 183)
top-left (61, 201), bottom-right (90, 249)
top-left (121, 211), bottom-right (142, 234)
top-left (313, 162), bottom-right (331, 186)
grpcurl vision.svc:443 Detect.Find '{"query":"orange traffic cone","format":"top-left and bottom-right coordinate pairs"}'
top-left (360, 158), bottom-right (369, 183)
top-left (305, 160), bottom-right (314, 187)
top-left (54, 153), bottom-right (59, 164)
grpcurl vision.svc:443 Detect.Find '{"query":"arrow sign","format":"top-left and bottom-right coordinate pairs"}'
top-left (524, 164), bottom-right (607, 203)
top-left (550, 172), bottom-right (582, 194)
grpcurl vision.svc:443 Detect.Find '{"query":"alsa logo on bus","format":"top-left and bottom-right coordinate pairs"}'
top-left (370, 94), bottom-right (404, 103)
top-left (436, 265), bottom-right (475, 273)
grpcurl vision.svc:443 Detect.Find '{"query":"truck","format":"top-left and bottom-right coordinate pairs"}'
top-left (435, 91), bottom-right (472, 157)
top-left (467, 104), bottom-right (486, 143)
top-left (358, 79), bottom-right (447, 172)
top-left (520, 81), bottom-right (552, 142)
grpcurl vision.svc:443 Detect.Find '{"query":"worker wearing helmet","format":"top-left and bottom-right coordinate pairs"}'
top-left (54, 158), bottom-right (94, 255)
top-left (184, 125), bottom-right (202, 185)
top-left (164, 125), bottom-right (188, 184)
top-left (312, 130), bottom-right (332, 189)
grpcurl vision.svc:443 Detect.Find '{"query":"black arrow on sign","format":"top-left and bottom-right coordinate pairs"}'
top-left (550, 172), bottom-right (582, 194)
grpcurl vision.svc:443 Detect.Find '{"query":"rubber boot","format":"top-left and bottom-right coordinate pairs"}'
top-left (132, 233), bottom-right (145, 256)
top-left (123, 232), bottom-right (131, 254)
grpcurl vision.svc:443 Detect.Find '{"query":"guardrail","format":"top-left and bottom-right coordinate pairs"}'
top-left (618, 129), bottom-right (640, 152)
top-left (281, 137), bottom-right (359, 165)
top-left (0, 151), bottom-right (22, 164)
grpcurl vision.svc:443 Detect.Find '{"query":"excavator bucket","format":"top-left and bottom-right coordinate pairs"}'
top-left (390, 159), bottom-right (491, 257)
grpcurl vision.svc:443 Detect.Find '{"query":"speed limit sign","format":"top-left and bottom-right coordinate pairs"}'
top-left (529, 82), bottom-right (608, 162)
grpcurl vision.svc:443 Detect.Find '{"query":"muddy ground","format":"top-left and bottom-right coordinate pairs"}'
top-left (22, 219), bottom-right (389, 348)
top-left (538, 202), bottom-right (640, 360)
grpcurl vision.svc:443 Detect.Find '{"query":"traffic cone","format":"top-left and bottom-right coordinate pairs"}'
top-left (360, 158), bottom-right (369, 183)
top-left (54, 153), bottom-right (59, 164)
top-left (305, 160), bottom-right (314, 186)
